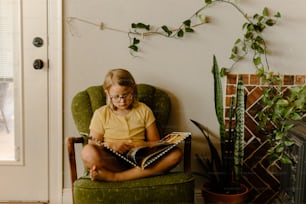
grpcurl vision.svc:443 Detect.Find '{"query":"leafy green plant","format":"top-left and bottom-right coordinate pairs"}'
top-left (191, 55), bottom-right (246, 194)
top-left (257, 71), bottom-right (306, 164)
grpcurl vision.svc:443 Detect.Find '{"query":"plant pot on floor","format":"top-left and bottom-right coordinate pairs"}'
top-left (201, 184), bottom-right (249, 204)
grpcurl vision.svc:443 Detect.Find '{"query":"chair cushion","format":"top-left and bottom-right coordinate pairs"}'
top-left (73, 172), bottom-right (195, 204)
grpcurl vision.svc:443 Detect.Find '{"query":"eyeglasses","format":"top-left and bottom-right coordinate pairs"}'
top-left (110, 93), bottom-right (133, 102)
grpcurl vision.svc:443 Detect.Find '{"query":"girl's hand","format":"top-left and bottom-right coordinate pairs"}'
top-left (106, 141), bottom-right (134, 154)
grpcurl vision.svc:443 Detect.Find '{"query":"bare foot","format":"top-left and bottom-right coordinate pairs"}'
top-left (90, 165), bottom-right (116, 181)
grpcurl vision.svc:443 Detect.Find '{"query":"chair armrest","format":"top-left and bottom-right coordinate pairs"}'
top-left (183, 135), bottom-right (192, 173)
top-left (67, 136), bottom-right (84, 185)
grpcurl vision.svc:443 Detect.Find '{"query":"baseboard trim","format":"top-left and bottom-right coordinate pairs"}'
top-left (62, 188), bottom-right (72, 204)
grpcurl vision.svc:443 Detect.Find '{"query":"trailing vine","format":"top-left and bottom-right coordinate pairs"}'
top-left (127, 0), bottom-right (281, 74)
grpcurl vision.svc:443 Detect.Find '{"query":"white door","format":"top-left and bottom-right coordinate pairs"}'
top-left (0, 0), bottom-right (49, 201)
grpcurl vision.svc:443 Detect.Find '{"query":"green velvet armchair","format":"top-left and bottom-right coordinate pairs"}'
top-left (67, 83), bottom-right (195, 204)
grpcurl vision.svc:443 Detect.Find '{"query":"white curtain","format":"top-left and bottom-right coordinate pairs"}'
top-left (0, 0), bottom-right (19, 80)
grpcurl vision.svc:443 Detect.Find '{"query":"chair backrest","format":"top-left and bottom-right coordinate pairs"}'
top-left (71, 83), bottom-right (171, 140)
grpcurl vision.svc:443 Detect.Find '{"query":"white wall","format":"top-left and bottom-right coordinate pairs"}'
top-left (63, 0), bottom-right (306, 189)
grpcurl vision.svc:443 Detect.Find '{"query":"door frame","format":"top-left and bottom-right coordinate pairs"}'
top-left (48, 0), bottom-right (63, 203)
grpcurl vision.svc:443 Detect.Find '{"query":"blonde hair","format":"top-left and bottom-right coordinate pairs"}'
top-left (103, 68), bottom-right (138, 110)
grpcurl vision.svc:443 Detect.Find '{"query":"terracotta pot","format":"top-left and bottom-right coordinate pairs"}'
top-left (201, 184), bottom-right (249, 204)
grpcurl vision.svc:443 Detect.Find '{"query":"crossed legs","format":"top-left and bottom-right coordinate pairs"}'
top-left (81, 144), bottom-right (182, 182)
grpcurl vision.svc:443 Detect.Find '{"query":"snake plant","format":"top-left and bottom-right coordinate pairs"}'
top-left (191, 55), bottom-right (245, 194)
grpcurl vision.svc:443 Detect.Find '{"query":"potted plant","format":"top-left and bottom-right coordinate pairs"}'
top-left (191, 55), bottom-right (248, 204)
top-left (191, 58), bottom-right (306, 204)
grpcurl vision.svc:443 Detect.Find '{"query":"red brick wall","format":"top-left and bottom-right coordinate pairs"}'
top-left (225, 74), bottom-right (306, 203)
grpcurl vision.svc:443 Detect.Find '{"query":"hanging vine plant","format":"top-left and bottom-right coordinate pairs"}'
top-left (127, 0), bottom-right (281, 74)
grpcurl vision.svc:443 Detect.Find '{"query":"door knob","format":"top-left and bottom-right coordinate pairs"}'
top-left (33, 37), bottom-right (44, 47)
top-left (33, 59), bottom-right (44, 69)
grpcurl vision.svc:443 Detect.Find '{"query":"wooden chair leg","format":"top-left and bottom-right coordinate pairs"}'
top-left (184, 135), bottom-right (191, 173)
top-left (67, 136), bottom-right (84, 204)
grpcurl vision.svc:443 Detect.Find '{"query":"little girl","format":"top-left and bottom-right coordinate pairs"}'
top-left (81, 68), bottom-right (182, 182)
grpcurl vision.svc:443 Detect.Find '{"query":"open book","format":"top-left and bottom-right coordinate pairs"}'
top-left (88, 132), bottom-right (191, 169)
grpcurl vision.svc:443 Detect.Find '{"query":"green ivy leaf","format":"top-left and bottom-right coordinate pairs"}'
top-left (234, 38), bottom-right (241, 44)
top-left (275, 131), bottom-right (284, 140)
top-left (255, 36), bottom-right (264, 44)
top-left (290, 112), bottom-right (302, 120)
top-left (284, 140), bottom-right (294, 147)
top-left (253, 13), bottom-right (259, 19)
top-left (280, 155), bottom-right (292, 164)
top-left (275, 145), bottom-right (284, 153)
top-left (183, 19), bottom-right (191, 27)
top-left (131, 23), bottom-right (137, 28)
top-left (253, 57), bottom-right (261, 65)
top-left (293, 98), bottom-right (305, 109)
top-left (283, 123), bottom-right (294, 131)
top-left (247, 23), bottom-right (255, 31)
top-left (132, 23), bottom-right (150, 30)
top-left (145, 24), bottom-right (151, 30)
top-left (258, 16), bottom-right (264, 23)
top-left (128, 45), bottom-right (138, 52)
top-left (161, 25), bottom-right (172, 36)
top-left (256, 68), bottom-right (265, 77)
top-left (230, 53), bottom-right (236, 60)
top-left (262, 7), bottom-right (269, 16)
top-left (251, 42), bottom-right (258, 50)
top-left (133, 38), bottom-right (140, 45)
top-left (275, 12), bottom-right (281, 18)
top-left (256, 45), bottom-right (265, 54)
top-left (282, 108), bottom-right (293, 119)
top-left (266, 19), bottom-right (275, 26)
top-left (185, 27), bottom-right (194, 33)
top-left (205, 0), bottom-right (212, 4)
top-left (232, 46), bottom-right (238, 54)
top-left (245, 31), bottom-right (253, 40)
top-left (254, 24), bottom-right (265, 32)
top-left (177, 29), bottom-right (184, 37)
top-left (276, 99), bottom-right (289, 107)
top-left (220, 68), bottom-right (229, 77)
top-left (271, 152), bottom-right (280, 161)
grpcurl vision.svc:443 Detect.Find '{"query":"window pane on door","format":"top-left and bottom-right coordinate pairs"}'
top-left (0, 0), bottom-right (21, 162)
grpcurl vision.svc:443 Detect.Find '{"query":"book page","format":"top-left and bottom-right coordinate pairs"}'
top-left (90, 132), bottom-right (191, 169)
top-left (161, 132), bottom-right (190, 144)
top-left (141, 132), bottom-right (191, 168)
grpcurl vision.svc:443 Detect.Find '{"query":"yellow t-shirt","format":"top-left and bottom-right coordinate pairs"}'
top-left (89, 102), bottom-right (156, 142)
